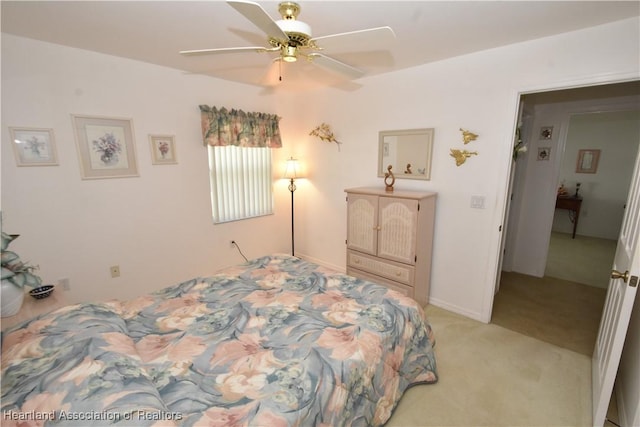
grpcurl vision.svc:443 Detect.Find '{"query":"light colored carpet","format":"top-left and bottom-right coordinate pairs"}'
top-left (386, 233), bottom-right (614, 426)
top-left (386, 305), bottom-right (592, 427)
top-left (491, 272), bottom-right (606, 356)
top-left (545, 231), bottom-right (616, 288)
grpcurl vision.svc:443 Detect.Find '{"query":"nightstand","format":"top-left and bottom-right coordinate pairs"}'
top-left (1, 291), bottom-right (67, 331)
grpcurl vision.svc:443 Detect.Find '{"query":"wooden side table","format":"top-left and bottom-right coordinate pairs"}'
top-left (1, 291), bottom-right (67, 331)
top-left (555, 195), bottom-right (582, 238)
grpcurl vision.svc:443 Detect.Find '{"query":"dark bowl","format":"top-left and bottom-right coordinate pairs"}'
top-left (29, 284), bottom-right (55, 300)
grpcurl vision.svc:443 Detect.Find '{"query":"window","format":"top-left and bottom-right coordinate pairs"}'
top-left (208, 144), bottom-right (273, 223)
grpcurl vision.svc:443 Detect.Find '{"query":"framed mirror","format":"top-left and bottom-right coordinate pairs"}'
top-left (378, 128), bottom-right (434, 180)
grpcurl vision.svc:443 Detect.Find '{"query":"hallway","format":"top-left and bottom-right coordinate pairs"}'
top-left (545, 231), bottom-right (617, 288)
top-left (493, 231), bottom-right (614, 355)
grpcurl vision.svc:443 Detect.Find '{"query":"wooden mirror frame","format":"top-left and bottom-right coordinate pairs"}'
top-left (378, 128), bottom-right (434, 180)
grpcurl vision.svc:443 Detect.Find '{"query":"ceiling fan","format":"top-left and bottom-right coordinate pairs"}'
top-left (180, 1), bottom-right (395, 81)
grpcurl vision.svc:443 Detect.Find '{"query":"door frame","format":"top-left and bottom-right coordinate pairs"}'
top-left (485, 73), bottom-right (640, 323)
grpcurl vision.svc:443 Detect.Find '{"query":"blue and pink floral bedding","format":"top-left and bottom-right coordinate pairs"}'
top-left (2, 254), bottom-right (437, 426)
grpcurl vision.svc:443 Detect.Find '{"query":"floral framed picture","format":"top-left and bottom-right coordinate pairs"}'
top-left (539, 126), bottom-right (553, 140)
top-left (10, 127), bottom-right (58, 166)
top-left (149, 134), bottom-right (177, 165)
top-left (72, 115), bottom-right (138, 180)
top-left (537, 147), bottom-right (551, 161)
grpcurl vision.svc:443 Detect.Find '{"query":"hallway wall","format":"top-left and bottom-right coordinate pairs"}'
top-left (553, 110), bottom-right (640, 240)
top-left (504, 90), bottom-right (640, 277)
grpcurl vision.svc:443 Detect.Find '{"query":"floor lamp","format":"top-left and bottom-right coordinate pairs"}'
top-left (283, 157), bottom-right (303, 256)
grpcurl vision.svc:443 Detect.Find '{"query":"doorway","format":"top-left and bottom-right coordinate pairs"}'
top-left (492, 81), bottom-right (640, 353)
top-left (501, 82), bottom-right (640, 281)
top-left (544, 107), bottom-right (639, 288)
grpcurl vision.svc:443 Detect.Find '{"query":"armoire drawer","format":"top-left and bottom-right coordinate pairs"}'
top-left (347, 266), bottom-right (414, 298)
top-left (347, 250), bottom-right (415, 286)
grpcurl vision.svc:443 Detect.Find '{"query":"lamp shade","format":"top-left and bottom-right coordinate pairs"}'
top-left (283, 157), bottom-right (303, 179)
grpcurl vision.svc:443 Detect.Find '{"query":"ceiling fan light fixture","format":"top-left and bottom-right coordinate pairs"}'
top-left (282, 45), bottom-right (297, 62)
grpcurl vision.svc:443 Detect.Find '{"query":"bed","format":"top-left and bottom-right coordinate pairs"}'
top-left (1, 254), bottom-right (437, 426)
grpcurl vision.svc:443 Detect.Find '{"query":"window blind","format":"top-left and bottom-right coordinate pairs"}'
top-left (209, 145), bottom-right (273, 223)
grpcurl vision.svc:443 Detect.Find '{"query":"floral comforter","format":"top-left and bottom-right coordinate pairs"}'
top-left (1, 254), bottom-right (437, 426)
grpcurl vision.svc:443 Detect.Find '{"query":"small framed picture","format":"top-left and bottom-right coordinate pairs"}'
top-left (149, 135), bottom-right (177, 165)
top-left (72, 114), bottom-right (139, 180)
top-left (537, 147), bottom-right (551, 161)
top-left (539, 126), bottom-right (553, 140)
top-left (576, 149), bottom-right (601, 174)
top-left (10, 127), bottom-right (58, 166)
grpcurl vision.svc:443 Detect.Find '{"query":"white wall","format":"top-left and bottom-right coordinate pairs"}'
top-left (291, 18), bottom-right (640, 321)
top-left (1, 34), bottom-right (296, 303)
top-left (2, 18), bottom-right (639, 321)
top-left (553, 110), bottom-right (640, 240)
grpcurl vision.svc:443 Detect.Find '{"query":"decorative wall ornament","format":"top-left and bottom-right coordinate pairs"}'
top-left (460, 128), bottom-right (478, 144)
top-left (513, 126), bottom-right (527, 160)
top-left (450, 149), bottom-right (478, 166)
top-left (384, 165), bottom-right (395, 192)
top-left (451, 127), bottom-right (479, 166)
top-left (309, 123), bottom-right (341, 150)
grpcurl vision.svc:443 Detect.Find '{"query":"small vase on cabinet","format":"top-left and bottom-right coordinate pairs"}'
top-left (1, 279), bottom-right (25, 317)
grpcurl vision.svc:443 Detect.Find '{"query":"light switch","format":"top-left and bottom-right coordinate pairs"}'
top-left (470, 195), bottom-right (485, 209)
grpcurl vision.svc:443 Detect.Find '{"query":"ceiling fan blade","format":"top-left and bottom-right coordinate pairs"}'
top-left (180, 46), bottom-right (271, 56)
top-left (228, 0), bottom-right (289, 41)
top-left (311, 26), bottom-right (396, 53)
top-left (308, 53), bottom-right (364, 80)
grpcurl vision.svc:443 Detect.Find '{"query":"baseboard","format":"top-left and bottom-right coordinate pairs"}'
top-left (428, 297), bottom-right (484, 323)
top-left (296, 253), bottom-right (345, 274)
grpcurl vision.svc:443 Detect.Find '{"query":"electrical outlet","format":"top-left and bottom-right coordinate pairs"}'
top-left (110, 265), bottom-right (121, 278)
top-left (59, 277), bottom-right (70, 291)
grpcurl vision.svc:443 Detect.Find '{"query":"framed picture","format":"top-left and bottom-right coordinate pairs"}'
top-left (9, 127), bottom-right (58, 166)
top-left (72, 115), bottom-right (138, 179)
top-left (149, 134), bottom-right (177, 165)
top-left (539, 126), bottom-right (553, 140)
top-left (537, 147), bottom-right (551, 161)
top-left (576, 149), bottom-right (601, 174)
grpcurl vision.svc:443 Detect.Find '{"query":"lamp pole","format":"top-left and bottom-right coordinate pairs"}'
top-left (284, 157), bottom-right (302, 257)
top-left (288, 177), bottom-right (296, 256)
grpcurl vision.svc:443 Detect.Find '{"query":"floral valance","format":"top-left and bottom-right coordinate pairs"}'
top-left (199, 105), bottom-right (282, 148)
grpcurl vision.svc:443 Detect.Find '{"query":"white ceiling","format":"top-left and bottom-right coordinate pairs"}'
top-left (2, 1), bottom-right (639, 92)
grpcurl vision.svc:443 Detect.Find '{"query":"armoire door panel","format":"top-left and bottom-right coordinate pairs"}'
top-left (378, 197), bottom-right (418, 264)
